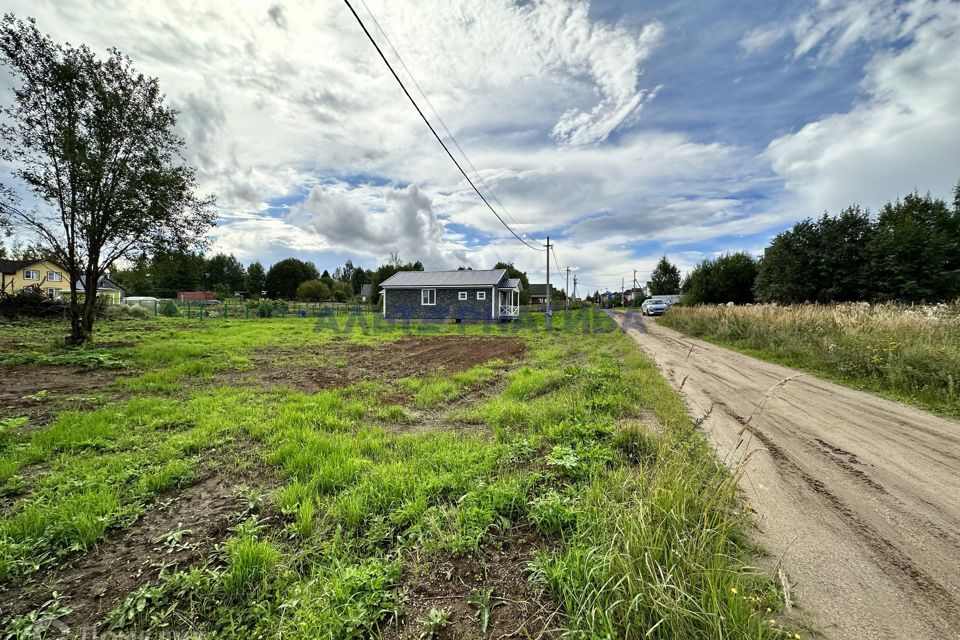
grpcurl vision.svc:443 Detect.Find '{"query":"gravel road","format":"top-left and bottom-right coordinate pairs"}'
top-left (611, 311), bottom-right (960, 640)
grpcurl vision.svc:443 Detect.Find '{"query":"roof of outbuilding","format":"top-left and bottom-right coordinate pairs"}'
top-left (528, 283), bottom-right (555, 296)
top-left (502, 278), bottom-right (522, 289)
top-left (380, 269), bottom-right (508, 288)
top-left (360, 283), bottom-right (372, 296)
top-left (76, 276), bottom-right (126, 293)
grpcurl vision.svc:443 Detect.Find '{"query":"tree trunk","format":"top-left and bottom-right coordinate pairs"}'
top-left (68, 271), bottom-right (84, 345)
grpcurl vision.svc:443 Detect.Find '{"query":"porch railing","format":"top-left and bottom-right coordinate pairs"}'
top-left (499, 305), bottom-right (519, 316)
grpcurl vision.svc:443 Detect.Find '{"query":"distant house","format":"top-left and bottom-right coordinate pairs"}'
top-left (528, 284), bottom-right (556, 305)
top-left (623, 287), bottom-right (645, 303)
top-left (0, 259), bottom-right (69, 298)
top-left (76, 275), bottom-right (127, 304)
top-left (359, 283), bottom-right (372, 303)
top-left (177, 291), bottom-right (214, 302)
top-left (379, 269), bottom-right (521, 322)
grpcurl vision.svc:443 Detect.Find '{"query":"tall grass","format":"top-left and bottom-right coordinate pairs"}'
top-left (660, 302), bottom-right (960, 417)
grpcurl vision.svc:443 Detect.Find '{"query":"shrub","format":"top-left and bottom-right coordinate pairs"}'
top-left (296, 280), bottom-right (330, 302)
top-left (158, 300), bottom-right (180, 317)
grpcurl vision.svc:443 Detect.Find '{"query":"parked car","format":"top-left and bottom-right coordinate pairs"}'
top-left (641, 298), bottom-right (669, 316)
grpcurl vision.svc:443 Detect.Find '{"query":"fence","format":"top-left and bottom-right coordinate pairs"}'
top-left (127, 299), bottom-right (370, 319)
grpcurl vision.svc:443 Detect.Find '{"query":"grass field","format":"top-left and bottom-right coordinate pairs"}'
top-left (0, 311), bottom-right (792, 639)
top-left (659, 302), bottom-right (960, 418)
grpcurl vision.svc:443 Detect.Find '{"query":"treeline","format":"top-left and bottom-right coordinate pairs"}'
top-left (110, 251), bottom-right (534, 303)
top-left (112, 252), bottom-right (427, 301)
top-left (682, 183), bottom-right (960, 305)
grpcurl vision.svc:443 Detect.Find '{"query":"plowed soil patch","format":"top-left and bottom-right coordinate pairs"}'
top-left (248, 335), bottom-right (526, 393)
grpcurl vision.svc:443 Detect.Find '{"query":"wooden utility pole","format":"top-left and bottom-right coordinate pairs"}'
top-left (565, 267), bottom-right (570, 311)
top-left (545, 236), bottom-right (551, 330)
top-left (621, 277), bottom-right (624, 309)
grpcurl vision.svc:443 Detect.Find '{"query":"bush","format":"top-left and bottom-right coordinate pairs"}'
top-left (158, 300), bottom-right (180, 317)
top-left (296, 280), bottom-right (330, 302)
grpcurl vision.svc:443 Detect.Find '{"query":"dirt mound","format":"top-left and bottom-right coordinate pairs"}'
top-left (382, 528), bottom-right (558, 639)
top-left (250, 335), bottom-right (526, 393)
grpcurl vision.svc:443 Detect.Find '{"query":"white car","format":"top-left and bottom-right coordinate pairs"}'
top-left (641, 299), bottom-right (669, 316)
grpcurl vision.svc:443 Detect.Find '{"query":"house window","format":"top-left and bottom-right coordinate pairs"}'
top-left (421, 289), bottom-right (436, 305)
top-left (477, 291), bottom-right (486, 301)
top-left (458, 291), bottom-right (467, 301)
top-left (23, 269), bottom-right (40, 280)
top-left (47, 271), bottom-right (62, 282)
top-left (47, 288), bottom-right (59, 298)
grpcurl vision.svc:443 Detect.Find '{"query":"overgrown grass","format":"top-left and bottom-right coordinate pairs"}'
top-left (0, 311), bottom-right (790, 638)
top-left (659, 302), bottom-right (960, 417)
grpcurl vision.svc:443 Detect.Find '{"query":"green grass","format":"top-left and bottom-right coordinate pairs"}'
top-left (0, 311), bottom-right (792, 638)
top-left (659, 302), bottom-right (960, 418)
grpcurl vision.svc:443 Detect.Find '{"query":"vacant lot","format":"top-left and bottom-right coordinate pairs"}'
top-left (659, 302), bottom-right (960, 417)
top-left (1, 311), bottom-right (789, 638)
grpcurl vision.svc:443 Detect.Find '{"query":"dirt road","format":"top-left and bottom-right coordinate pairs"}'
top-left (611, 311), bottom-right (960, 640)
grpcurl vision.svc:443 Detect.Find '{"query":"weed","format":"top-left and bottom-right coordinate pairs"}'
top-left (418, 607), bottom-right (452, 639)
top-left (4, 591), bottom-right (72, 639)
top-left (468, 587), bottom-right (503, 636)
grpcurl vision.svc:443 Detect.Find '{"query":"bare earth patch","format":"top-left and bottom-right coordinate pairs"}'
top-left (0, 364), bottom-right (121, 427)
top-left (383, 528), bottom-right (559, 640)
top-left (238, 335), bottom-right (526, 393)
top-left (0, 469), bottom-right (268, 632)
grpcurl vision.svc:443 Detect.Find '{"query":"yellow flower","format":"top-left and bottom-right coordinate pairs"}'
top-left (795, 635), bottom-right (801, 639)
top-left (766, 607), bottom-right (772, 613)
top-left (730, 587), bottom-right (737, 594)
top-left (769, 619), bottom-right (776, 625)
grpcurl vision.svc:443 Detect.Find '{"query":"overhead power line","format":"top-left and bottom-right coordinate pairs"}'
top-left (342, 0), bottom-right (544, 252)
top-left (356, 0), bottom-right (541, 248)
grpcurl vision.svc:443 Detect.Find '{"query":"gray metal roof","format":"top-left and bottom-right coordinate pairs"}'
top-left (380, 269), bottom-right (508, 288)
top-left (502, 278), bottom-right (522, 289)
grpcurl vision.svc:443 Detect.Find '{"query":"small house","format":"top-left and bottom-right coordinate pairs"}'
top-left (0, 259), bottom-right (69, 298)
top-left (379, 269), bottom-right (521, 322)
top-left (76, 275), bottom-right (127, 304)
top-left (528, 284), bottom-right (556, 305)
top-left (359, 283), bottom-right (372, 304)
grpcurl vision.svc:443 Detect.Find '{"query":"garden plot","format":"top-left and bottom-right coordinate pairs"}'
top-left (241, 335), bottom-right (526, 393)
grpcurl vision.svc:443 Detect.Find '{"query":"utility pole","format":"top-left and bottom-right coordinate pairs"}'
top-left (565, 267), bottom-right (570, 311)
top-left (633, 269), bottom-right (638, 308)
top-left (573, 274), bottom-right (577, 302)
top-left (545, 236), bottom-right (551, 330)
top-left (621, 277), bottom-right (624, 309)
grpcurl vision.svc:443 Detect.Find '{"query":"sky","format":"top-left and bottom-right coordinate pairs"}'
top-left (3, 0), bottom-right (959, 294)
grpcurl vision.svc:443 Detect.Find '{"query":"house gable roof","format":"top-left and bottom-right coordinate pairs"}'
top-left (0, 258), bottom-right (66, 274)
top-left (380, 269), bottom-right (508, 288)
top-left (76, 275), bottom-right (127, 293)
top-left (502, 278), bottom-right (522, 289)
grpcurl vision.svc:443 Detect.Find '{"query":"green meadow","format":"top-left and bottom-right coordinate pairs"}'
top-left (0, 311), bottom-right (792, 639)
